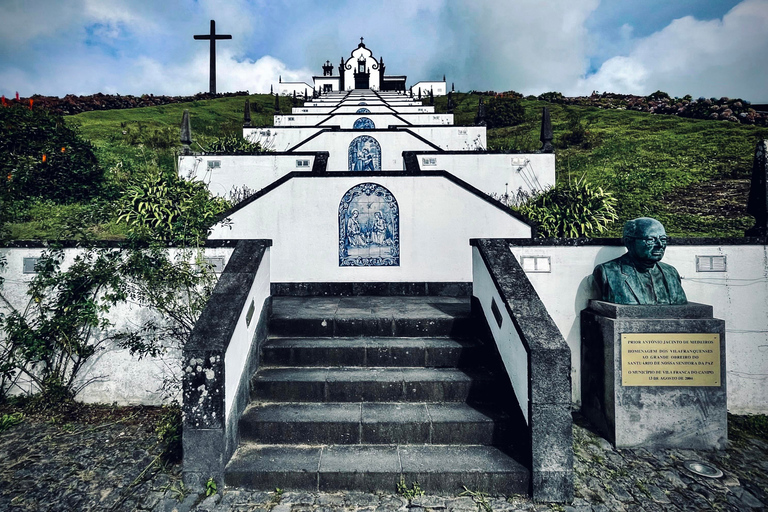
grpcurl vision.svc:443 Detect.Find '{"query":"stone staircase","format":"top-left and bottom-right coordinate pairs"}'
top-left (224, 296), bottom-right (530, 494)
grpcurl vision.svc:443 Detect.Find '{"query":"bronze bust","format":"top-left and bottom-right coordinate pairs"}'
top-left (593, 217), bottom-right (687, 305)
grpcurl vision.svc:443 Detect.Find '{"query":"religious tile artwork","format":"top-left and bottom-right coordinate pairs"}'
top-left (339, 183), bottom-right (400, 267)
top-left (356, 108), bottom-right (371, 113)
top-left (353, 117), bottom-right (376, 130)
top-left (348, 135), bottom-right (382, 171)
top-left (358, 102), bottom-right (368, 105)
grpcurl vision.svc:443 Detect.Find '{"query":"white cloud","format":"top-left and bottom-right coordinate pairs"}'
top-left (577, 0), bottom-right (768, 100)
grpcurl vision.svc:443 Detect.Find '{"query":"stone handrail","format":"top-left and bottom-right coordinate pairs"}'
top-left (182, 239), bottom-right (272, 486)
top-left (470, 238), bottom-right (573, 503)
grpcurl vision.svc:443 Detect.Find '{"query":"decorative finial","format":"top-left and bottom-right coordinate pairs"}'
top-left (360, 37), bottom-right (364, 45)
top-left (180, 109), bottom-right (192, 154)
top-left (747, 139), bottom-right (768, 236)
top-left (243, 99), bottom-right (251, 127)
top-left (475, 97), bottom-right (486, 126)
top-left (539, 107), bottom-right (554, 153)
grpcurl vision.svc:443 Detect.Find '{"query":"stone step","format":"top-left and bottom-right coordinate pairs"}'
top-left (251, 367), bottom-right (495, 403)
top-left (239, 402), bottom-right (513, 445)
top-left (224, 444), bottom-right (529, 494)
top-left (261, 337), bottom-right (479, 368)
top-left (269, 296), bottom-right (473, 337)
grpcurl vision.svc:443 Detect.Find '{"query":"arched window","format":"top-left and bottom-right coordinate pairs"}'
top-left (356, 108), bottom-right (371, 114)
top-left (348, 135), bottom-right (381, 172)
top-left (339, 183), bottom-right (399, 267)
top-left (353, 117), bottom-right (375, 130)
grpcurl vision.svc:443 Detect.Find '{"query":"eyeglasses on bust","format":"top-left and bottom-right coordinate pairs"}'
top-left (628, 235), bottom-right (668, 246)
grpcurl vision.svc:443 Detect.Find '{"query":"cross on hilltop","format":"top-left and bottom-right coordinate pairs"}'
top-left (194, 20), bottom-right (232, 94)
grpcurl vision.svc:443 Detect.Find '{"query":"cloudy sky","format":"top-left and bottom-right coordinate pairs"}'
top-left (1, 0), bottom-right (767, 101)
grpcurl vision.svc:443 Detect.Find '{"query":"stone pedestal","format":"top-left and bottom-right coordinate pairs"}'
top-left (581, 301), bottom-right (727, 450)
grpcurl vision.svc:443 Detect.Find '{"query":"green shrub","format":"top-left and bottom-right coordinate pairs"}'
top-left (206, 133), bottom-right (267, 154)
top-left (485, 97), bottom-right (526, 129)
top-left (116, 162), bottom-right (230, 244)
top-left (517, 177), bottom-right (618, 237)
top-left (0, 106), bottom-right (103, 203)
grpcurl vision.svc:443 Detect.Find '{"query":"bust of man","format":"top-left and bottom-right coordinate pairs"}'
top-left (593, 217), bottom-right (687, 305)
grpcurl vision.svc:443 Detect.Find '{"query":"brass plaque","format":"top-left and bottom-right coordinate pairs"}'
top-left (621, 333), bottom-right (720, 386)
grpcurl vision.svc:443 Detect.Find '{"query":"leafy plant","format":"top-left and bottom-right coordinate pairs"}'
top-left (205, 477), bottom-right (218, 497)
top-left (0, 248), bottom-right (132, 401)
top-left (155, 402), bottom-right (182, 462)
top-left (397, 476), bottom-right (424, 500)
top-left (116, 162), bottom-right (230, 244)
top-left (0, 412), bottom-right (24, 432)
top-left (516, 176), bottom-right (619, 237)
top-left (268, 487), bottom-right (284, 508)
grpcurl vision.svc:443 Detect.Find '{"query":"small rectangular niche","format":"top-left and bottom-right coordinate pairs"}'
top-left (23, 257), bottom-right (41, 274)
top-left (421, 157), bottom-right (437, 167)
top-left (520, 255), bottom-right (551, 273)
top-left (287, 116), bottom-right (295, 121)
top-left (202, 257), bottom-right (226, 273)
top-left (206, 160), bottom-right (221, 169)
top-left (696, 255), bottom-right (727, 272)
top-left (296, 159), bottom-right (311, 168)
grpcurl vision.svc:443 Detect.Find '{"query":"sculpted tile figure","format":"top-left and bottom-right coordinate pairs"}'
top-left (593, 217), bottom-right (687, 305)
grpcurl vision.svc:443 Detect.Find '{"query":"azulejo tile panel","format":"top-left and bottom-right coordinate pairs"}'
top-left (353, 117), bottom-right (376, 130)
top-left (339, 183), bottom-right (400, 267)
top-left (356, 108), bottom-right (371, 113)
top-left (348, 135), bottom-right (382, 171)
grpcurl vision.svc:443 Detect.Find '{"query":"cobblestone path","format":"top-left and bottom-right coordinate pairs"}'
top-left (0, 412), bottom-right (765, 511)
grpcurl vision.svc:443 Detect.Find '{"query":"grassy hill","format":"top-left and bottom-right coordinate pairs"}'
top-left (4, 91), bottom-right (768, 239)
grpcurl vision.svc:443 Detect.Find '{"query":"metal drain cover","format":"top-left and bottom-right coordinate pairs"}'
top-left (684, 460), bottom-right (723, 478)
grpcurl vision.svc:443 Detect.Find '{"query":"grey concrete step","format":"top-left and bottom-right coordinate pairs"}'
top-left (261, 337), bottom-right (479, 368)
top-left (269, 296), bottom-right (473, 337)
top-left (251, 367), bottom-right (495, 403)
top-left (239, 402), bottom-right (513, 445)
top-left (224, 444), bottom-right (529, 494)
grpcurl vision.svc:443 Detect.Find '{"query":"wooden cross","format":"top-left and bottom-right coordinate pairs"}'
top-left (194, 20), bottom-right (232, 94)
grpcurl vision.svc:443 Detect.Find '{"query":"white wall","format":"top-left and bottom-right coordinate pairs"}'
top-left (278, 82), bottom-right (313, 96)
top-left (179, 154), bottom-right (315, 197)
top-left (0, 246), bottom-right (236, 405)
top-left (208, 175), bottom-right (532, 282)
top-left (290, 131), bottom-right (437, 170)
top-left (243, 127), bottom-right (323, 152)
top-left (406, 127), bottom-right (486, 151)
top-left (411, 81), bottom-right (447, 96)
top-left (509, 243), bottom-right (768, 414)
top-left (415, 153), bottom-right (556, 197)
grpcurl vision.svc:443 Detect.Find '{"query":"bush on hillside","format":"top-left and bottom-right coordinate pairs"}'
top-left (205, 133), bottom-right (267, 154)
top-left (0, 106), bottom-right (103, 204)
top-left (485, 96), bottom-right (526, 128)
top-left (516, 177), bottom-right (618, 237)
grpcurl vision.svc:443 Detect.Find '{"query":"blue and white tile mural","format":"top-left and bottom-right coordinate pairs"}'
top-left (339, 183), bottom-right (399, 267)
top-left (353, 117), bottom-right (375, 130)
top-left (358, 102), bottom-right (368, 105)
top-left (348, 135), bottom-right (381, 171)
top-left (356, 108), bottom-right (371, 113)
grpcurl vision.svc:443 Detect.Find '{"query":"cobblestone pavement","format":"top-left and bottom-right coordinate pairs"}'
top-left (0, 412), bottom-right (766, 511)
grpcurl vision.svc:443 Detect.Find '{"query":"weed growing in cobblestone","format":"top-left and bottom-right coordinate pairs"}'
top-left (266, 487), bottom-right (284, 508)
top-left (458, 487), bottom-right (492, 512)
top-left (397, 477), bottom-right (424, 500)
top-left (155, 403), bottom-right (182, 462)
top-left (205, 477), bottom-right (217, 496)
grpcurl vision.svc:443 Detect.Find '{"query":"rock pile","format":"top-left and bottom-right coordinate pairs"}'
top-left (537, 91), bottom-right (767, 125)
top-left (2, 91), bottom-right (250, 115)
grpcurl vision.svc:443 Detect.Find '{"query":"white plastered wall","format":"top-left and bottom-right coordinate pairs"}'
top-left (179, 154), bottom-right (314, 197)
top-left (410, 81), bottom-right (447, 96)
top-left (0, 246), bottom-right (235, 405)
top-left (278, 82), bottom-right (313, 96)
top-left (509, 244), bottom-right (768, 414)
top-left (243, 127), bottom-right (323, 152)
top-left (415, 153), bottom-right (555, 197)
top-left (291, 131), bottom-right (436, 170)
top-left (208, 176), bottom-right (532, 283)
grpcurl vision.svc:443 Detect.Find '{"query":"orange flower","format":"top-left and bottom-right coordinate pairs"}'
top-left (42, 154), bottom-right (47, 163)
top-left (61, 147), bottom-right (66, 152)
